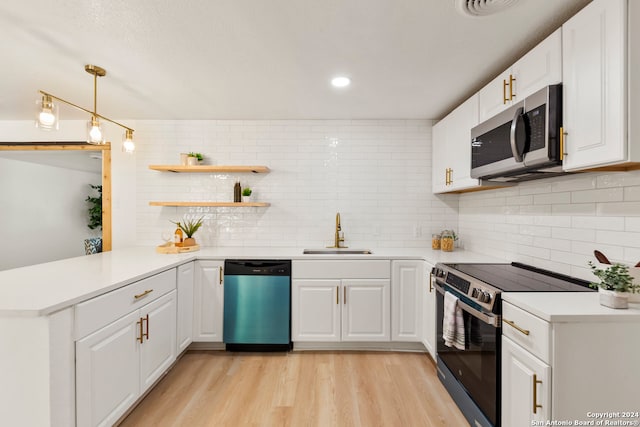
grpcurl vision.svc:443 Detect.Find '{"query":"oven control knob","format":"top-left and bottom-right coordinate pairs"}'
top-left (481, 291), bottom-right (492, 303)
top-left (471, 288), bottom-right (479, 298)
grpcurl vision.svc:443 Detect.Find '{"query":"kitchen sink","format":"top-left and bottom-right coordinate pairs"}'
top-left (302, 249), bottom-right (373, 254)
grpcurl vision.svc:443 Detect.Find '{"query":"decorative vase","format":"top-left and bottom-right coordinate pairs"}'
top-left (180, 153), bottom-right (189, 165)
top-left (187, 157), bottom-right (198, 166)
top-left (598, 288), bottom-right (629, 309)
top-left (183, 237), bottom-right (196, 247)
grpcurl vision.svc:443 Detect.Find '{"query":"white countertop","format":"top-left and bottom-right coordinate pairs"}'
top-left (503, 292), bottom-right (640, 322)
top-left (0, 246), bottom-right (504, 317)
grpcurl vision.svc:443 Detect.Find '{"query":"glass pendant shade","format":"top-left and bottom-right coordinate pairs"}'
top-left (35, 95), bottom-right (58, 130)
top-left (122, 129), bottom-right (135, 153)
top-left (87, 116), bottom-right (105, 145)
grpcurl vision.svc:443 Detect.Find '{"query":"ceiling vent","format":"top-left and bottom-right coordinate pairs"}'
top-left (455, 0), bottom-right (521, 17)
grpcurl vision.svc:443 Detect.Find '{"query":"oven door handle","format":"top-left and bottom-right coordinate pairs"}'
top-left (435, 282), bottom-right (501, 328)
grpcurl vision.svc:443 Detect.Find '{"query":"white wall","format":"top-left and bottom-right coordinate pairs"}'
top-left (0, 157), bottom-right (101, 270)
top-left (459, 171), bottom-right (640, 281)
top-left (134, 119), bottom-right (459, 248)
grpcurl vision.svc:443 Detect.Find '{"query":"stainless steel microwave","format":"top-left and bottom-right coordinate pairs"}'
top-left (470, 84), bottom-right (564, 183)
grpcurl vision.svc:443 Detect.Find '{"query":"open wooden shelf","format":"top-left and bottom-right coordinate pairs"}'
top-left (149, 201), bottom-right (271, 207)
top-left (149, 165), bottom-right (270, 173)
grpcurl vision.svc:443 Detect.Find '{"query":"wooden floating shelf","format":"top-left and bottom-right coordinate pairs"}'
top-left (149, 165), bottom-right (270, 173)
top-left (149, 201), bottom-right (271, 207)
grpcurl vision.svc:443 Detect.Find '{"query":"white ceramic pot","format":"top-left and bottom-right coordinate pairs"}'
top-left (598, 288), bottom-right (629, 309)
top-left (187, 157), bottom-right (198, 166)
top-left (180, 153), bottom-right (189, 165)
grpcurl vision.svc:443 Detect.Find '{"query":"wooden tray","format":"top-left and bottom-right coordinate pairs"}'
top-left (156, 243), bottom-right (200, 254)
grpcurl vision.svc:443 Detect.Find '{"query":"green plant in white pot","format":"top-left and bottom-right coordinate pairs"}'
top-left (588, 261), bottom-right (640, 309)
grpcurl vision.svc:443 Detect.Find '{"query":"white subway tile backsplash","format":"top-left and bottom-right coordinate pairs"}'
top-left (571, 188), bottom-right (623, 203)
top-left (135, 119), bottom-right (446, 248)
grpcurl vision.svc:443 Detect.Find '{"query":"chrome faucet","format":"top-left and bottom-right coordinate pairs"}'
top-left (328, 212), bottom-right (347, 248)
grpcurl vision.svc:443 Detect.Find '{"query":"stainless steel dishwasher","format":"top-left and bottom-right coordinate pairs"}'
top-left (223, 259), bottom-right (292, 351)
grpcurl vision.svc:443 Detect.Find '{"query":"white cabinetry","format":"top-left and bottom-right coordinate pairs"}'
top-left (421, 261), bottom-right (436, 358)
top-left (561, 0), bottom-right (639, 170)
top-left (502, 335), bottom-right (550, 426)
top-left (432, 94), bottom-right (481, 193)
top-left (391, 260), bottom-right (423, 342)
top-left (193, 260), bottom-right (224, 342)
top-left (292, 260), bottom-right (391, 342)
top-left (176, 262), bottom-right (194, 353)
top-left (502, 297), bottom-right (640, 422)
top-left (479, 29), bottom-right (562, 122)
top-left (75, 269), bottom-right (177, 427)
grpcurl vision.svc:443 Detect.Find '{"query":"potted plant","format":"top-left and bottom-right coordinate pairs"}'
top-left (171, 217), bottom-right (204, 246)
top-left (242, 187), bottom-right (252, 202)
top-left (84, 184), bottom-right (103, 254)
top-left (187, 152), bottom-right (203, 166)
top-left (588, 261), bottom-right (640, 309)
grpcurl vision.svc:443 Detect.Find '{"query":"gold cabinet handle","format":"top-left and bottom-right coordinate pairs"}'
top-left (137, 317), bottom-right (144, 343)
top-left (134, 289), bottom-right (153, 300)
top-left (560, 126), bottom-right (565, 161)
top-left (449, 168), bottom-right (453, 185)
top-left (503, 79), bottom-right (509, 104)
top-left (533, 374), bottom-right (543, 414)
top-left (219, 267), bottom-right (223, 285)
top-left (503, 318), bottom-right (530, 336)
top-left (508, 74), bottom-right (516, 101)
top-left (343, 286), bottom-right (346, 304)
top-left (142, 314), bottom-right (149, 342)
top-left (336, 286), bottom-right (339, 305)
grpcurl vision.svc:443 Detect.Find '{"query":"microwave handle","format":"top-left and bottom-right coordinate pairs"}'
top-left (510, 106), bottom-right (525, 163)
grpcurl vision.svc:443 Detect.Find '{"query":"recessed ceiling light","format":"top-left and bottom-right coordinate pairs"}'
top-left (331, 76), bottom-right (351, 88)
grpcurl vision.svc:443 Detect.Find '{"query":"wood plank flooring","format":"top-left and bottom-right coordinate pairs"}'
top-left (118, 351), bottom-right (467, 427)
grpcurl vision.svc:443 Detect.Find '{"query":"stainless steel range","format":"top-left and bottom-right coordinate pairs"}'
top-left (432, 262), bottom-right (593, 427)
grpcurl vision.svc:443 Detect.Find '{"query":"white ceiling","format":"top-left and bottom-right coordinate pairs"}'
top-left (0, 0), bottom-right (590, 121)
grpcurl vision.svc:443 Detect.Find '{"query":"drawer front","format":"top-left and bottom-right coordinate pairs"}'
top-left (75, 268), bottom-right (177, 339)
top-left (292, 260), bottom-right (390, 279)
top-left (502, 301), bottom-right (550, 364)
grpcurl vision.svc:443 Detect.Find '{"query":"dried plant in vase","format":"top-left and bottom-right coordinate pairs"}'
top-left (171, 217), bottom-right (204, 246)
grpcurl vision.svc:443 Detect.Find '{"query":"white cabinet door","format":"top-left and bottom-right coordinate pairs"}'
top-left (292, 279), bottom-right (341, 342)
top-left (479, 30), bottom-right (562, 123)
top-left (342, 279), bottom-right (390, 342)
top-left (139, 291), bottom-right (177, 393)
top-left (176, 262), bottom-right (194, 353)
top-left (391, 260), bottom-right (423, 342)
top-left (76, 311), bottom-right (140, 427)
top-left (432, 94), bottom-right (480, 194)
top-left (511, 29), bottom-right (562, 102)
top-left (193, 260), bottom-right (224, 342)
top-left (562, 0), bottom-right (626, 170)
top-left (421, 262), bottom-right (436, 358)
top-left (478, 69), bottom-right (513, 122)
top-left (502, 336), bottom-right (551, 426)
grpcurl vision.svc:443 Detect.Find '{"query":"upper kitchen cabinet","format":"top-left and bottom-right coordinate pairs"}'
top-left (562, 0), bottom-right (640, 171)
top-left (478, 29), bottom-right (562, 122)
top-left (432, 94), bottom-right (482, 193)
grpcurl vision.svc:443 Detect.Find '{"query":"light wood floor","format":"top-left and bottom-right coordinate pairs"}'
top-left (119, 351), bottom-right (468, 427)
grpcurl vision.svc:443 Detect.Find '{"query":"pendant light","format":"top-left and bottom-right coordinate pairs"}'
top-left (36, 64), bottom-right (135, 152)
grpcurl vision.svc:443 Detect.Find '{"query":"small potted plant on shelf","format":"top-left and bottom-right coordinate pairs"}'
top-left (588, 261), bottom-right (640, 309)
top-left (171, 217), bottom-right (204, 246)
top-left (187, 152), bottom-right (204, 166)
top-left (242, 187), bottom-right (252, 202)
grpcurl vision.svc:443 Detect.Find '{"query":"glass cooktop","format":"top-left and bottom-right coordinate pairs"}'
top-left (443, 262), bottom-right (594, 293)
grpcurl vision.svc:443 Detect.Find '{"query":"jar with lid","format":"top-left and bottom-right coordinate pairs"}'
top-left (441, 231), bottom-right (455, 252)
top-left (432, 233), bottom-right (441, 250)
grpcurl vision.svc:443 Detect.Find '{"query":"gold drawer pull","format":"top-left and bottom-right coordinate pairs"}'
top-left (532, 374), bottom-right (543, 414)
top-left (503, 318), bottom-right (530, 336)
top-left (134, 289), bottom-right (154, 300)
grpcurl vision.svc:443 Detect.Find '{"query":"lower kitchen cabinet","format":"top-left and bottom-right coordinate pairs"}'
top-left (176, 262), bottom-right (195, 353)
top-left (193, 260), bottom-right (224, 342)
top-left (391, 260), bottom-right (423, 342)
top-left (76, 290), bottom-right (177, 427)
top-left (502, 335), bottom-right (551, 425)
top-left (292, 278), bottom-right (390, 342)
top-left (421, 261), bottom-right (436, 358)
